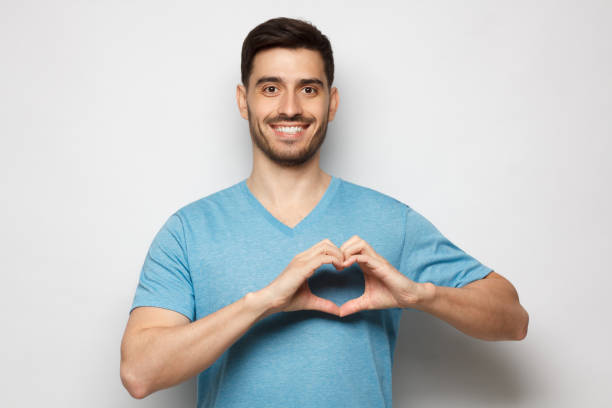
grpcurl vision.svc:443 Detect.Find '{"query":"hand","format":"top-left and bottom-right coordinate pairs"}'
top-left (338, 235), bottom-right (435, 317)
top-left (260, 239), bottom-right (346, 317)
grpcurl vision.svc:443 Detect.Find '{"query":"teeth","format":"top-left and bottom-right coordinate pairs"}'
top-left (273, 126), bottom-right (305, 133)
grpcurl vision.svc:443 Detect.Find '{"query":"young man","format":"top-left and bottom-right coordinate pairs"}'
top-left (120, 17), bottom-right (529, 407)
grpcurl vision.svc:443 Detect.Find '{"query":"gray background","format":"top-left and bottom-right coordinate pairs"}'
top-left (1, 1), bottom-right (610, 407)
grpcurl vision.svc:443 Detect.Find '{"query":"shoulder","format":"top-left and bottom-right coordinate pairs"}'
top-left (171, 180), bottom-right (245, 225)
top-left (336, 177), bottom-right (409, 218)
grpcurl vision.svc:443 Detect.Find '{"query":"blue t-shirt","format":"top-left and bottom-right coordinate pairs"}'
top-left (130, 175), bottom-right (492, 407)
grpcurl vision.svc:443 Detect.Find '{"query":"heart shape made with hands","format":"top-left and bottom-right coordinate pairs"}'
top-left (308, 262), bottom-right (365, 307)
top-left (306, 236), bottom-right (419, 317)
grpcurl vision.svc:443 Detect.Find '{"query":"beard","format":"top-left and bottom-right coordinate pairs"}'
top-left (247, 104), bottom-right (329, 167)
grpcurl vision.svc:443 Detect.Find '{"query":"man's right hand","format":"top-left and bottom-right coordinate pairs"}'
top-left (121, 238), bottom-right (345, 398)
top-left (256, 239), bottom-right (345, 317)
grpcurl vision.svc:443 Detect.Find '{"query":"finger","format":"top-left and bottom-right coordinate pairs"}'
top-left (338, 295), bottom-right (368, 317)
top-left (321, 242), bottom-right (345, 265)
top-left (341, 241), bottom-right (365, 260)
top-left (307, 239), bottom-right (338, 257)
top-left (306, 243), bottom-right (344, 269)
top-left (300, 239), bottom-right (334, 259)
top-left (342, 240), bottom-right (377, 261)
top-left (313, 238), bottom-right (340, 252)
top-left (339, 235), bottom-right (360, 252)
top-left (342, 251), bottom-right (370, 267)
top-left (303, 293), bottom-right (341, 316)
top-left (342, 254), bottom-right (386, 278)
top-left (299, 253), bottom-right (340, 279)
top-left (310, 253), bottom-right (344, 272)
top-left (344, 254), bottom-right (409, 293)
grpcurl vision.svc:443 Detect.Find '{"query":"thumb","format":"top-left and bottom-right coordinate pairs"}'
top-left (338, 295), bottom-right (367, 318)
top-left (290, 282), bottom-right (340, 315)
top-left (302, 293), bottom-right (341, 316)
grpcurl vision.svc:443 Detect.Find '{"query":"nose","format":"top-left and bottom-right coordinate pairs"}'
top-left (278, 90), bottom-right (303, 118)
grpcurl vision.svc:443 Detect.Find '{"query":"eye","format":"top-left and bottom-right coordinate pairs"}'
top-left (302, 86), bottom-right (317, 95)
top-left (263, 86), bottom-right (278, 94)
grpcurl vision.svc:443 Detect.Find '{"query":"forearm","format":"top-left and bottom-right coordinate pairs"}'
top-left (121, 291), bottom-right (271, 398)
top-left (411, 275), bottom-right (529, 341)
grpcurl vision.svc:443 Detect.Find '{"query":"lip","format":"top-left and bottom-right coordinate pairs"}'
top-left (269, 123), bottom-right (311, 139)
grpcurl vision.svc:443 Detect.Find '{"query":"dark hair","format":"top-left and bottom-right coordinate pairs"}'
top-left (241, 17), bottom-right (334, 90)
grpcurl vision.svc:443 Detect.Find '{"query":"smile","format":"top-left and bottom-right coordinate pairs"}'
top-left (269, 123), bottom-right (310, 138)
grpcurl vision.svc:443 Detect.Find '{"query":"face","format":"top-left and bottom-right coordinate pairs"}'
top-left (237, 47), bottom-right (339, 167)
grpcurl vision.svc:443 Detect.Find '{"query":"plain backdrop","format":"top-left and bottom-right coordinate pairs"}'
top-left (1, 1), bottom-right (610, 407)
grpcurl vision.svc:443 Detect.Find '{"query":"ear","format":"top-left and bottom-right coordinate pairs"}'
top-left (236, 84), bottom-right (249, 120)
top-left (327, 86), bottom-right (339, 122)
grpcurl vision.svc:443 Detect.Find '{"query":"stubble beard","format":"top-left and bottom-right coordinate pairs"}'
top-left (247, 104), bottom-right (329, 167)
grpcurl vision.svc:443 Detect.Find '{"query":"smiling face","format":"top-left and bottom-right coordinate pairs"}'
top-left (237, 47), bottom-right (339, 167)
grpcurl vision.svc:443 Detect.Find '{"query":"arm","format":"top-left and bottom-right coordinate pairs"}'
top-left (120, 294), bottom-right (269, 399)
top-left (121, 239), bottom-right (344, 399)
top-left (337, 236), bottom-right (529, 341)
top-left (410, 271), bottom-right (529, 341)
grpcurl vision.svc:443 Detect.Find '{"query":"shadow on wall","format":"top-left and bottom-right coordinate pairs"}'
top-left (393, 309), bottom-right (529, 407)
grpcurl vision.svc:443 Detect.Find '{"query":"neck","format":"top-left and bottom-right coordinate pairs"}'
top-left (246, 152), bottom-right (331, 208)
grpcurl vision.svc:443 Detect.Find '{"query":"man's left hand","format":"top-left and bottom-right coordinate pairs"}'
top-left (338, 235), bottom-right (435, 317)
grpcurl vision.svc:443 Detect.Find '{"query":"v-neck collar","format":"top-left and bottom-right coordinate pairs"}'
top-left (240, 175), bottom-right (341, 237)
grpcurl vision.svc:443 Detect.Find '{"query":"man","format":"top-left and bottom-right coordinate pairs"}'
top-left (120, 17), bottom-right (528, 407)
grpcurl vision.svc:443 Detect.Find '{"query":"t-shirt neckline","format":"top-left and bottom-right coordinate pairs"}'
top-left (239, 175), bottom-right (341, 237)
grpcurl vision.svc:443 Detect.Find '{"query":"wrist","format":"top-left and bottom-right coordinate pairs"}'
top-left (404, 282), bottom-right (436, 310)
top-left (244, 288), bottom-right (278, 320)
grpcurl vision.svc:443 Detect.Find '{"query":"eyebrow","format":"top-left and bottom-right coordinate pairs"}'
top-left (254, 76), bottom-right (325, 88)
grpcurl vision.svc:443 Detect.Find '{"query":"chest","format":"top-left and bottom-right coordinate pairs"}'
top-left (186, 222), bottom-right (403, 320)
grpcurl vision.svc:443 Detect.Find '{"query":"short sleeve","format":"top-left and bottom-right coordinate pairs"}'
top-left (130, 213), bottom-right (195, 321)
top-left (398, 205), bottom-right (492, 288)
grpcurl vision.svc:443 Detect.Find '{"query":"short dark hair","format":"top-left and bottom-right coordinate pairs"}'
top-left (241, 17), bottom-right (334, 90)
